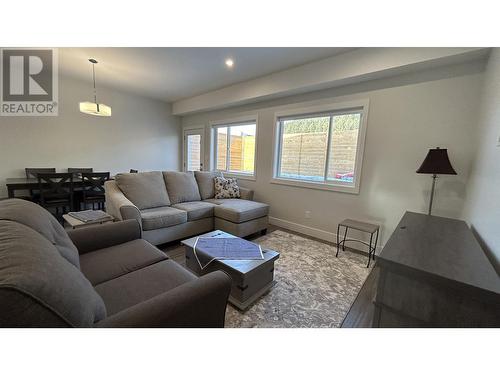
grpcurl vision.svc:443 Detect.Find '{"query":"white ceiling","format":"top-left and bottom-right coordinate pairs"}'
top-left (171, 47), bottom-right (490, 114)
top-left (59, 48), bottom-right (353, 102)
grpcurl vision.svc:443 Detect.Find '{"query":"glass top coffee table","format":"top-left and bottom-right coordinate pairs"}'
top-left (181, 230), bottom-right (279, 310)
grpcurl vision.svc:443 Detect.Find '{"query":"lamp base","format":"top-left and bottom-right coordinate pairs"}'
top-left (428, 174), bottom-right (437, 215)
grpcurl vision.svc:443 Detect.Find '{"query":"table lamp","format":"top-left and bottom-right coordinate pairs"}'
top-left (416, 147), bottom-right (457, 215)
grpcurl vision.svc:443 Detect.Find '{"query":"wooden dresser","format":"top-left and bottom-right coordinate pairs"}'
top-left (373, 211), bottom-right (500, 327)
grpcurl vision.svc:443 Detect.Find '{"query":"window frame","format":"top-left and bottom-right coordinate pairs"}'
top-left (210, 115), bottom-right (258, 180)
top-left (271, 99), bottom-right (369, 194)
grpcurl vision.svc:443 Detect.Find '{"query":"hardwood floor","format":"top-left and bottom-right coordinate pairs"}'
top-left (159, 242), bottom-right (186, 265)
top-left (340, 266), bottom-right (378, 328)
top-left (158, 224), bottom-right (377, 328)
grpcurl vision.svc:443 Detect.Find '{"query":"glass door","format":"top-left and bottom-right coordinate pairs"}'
top-left (183, 128), bottom-right (205, 171)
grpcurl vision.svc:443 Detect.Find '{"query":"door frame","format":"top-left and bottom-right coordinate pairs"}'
top-left (183, 128), bottom-right (205, 172)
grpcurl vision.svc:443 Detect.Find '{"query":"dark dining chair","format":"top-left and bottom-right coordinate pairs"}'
top-left (25, 168), bottom-right (57, 179)
top-left (37, 173), bottom-right (74, 223)
top-left (81, 172), bottom-right (110, 210)
top-left (68, 168), bottom-right (93, 179)
top-left (68, 168), bottom-right (93, 210)
top-left (129, 169), bottom-right (138, 173)
top-left (25, 168), bottom-right (57, 202)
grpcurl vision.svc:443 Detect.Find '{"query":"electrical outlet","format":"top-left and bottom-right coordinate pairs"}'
top-left (305, 210), bottom-right (311, 219)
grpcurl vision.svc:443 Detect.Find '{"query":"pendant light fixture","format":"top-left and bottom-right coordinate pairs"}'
top-left (79, 58), bottom-right (112, 117)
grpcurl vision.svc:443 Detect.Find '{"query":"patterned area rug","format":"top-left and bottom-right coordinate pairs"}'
top-left (224, 230), bottom-right (372, 328)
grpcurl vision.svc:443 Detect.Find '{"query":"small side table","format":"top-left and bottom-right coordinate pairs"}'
top-left (63, 211), bottom-right (114, 230)
top-left (336, 219), bottom-right (380, 268)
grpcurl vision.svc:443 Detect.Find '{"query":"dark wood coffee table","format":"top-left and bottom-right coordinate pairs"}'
top-left (181, 230), bottom-right (279, 310)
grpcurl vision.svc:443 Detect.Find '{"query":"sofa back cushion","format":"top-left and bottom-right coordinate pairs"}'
top-left (0, 220), bottom-right (106, 327)
top-left (115, 171), bottom-right (170, 210)
top-left (194, 171), bottom-right (223, 200)
top-left (0, 199), bottom-right (80, 268)
top-left (163, 171), bottom-right (201, 204)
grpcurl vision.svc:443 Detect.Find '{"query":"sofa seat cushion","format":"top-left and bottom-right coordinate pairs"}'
top-left (213, 200), bottom-right (270, 224)
top-left (194, 171), bottom-right (223, 200)
top-left (140, 206), bottom-right (187, 231)
top-left (94, 260), bottom-right (196, 316)
top-left (172, 201), bottom-right (216, 221)
top-left (80, 239), bottom-right (167, 285)
top-left (163, 171), bottom-right (201, 204)
top-left (115, 171), bottom-right (170, 210)
top-left (203, 198), bottom-right (242, 205)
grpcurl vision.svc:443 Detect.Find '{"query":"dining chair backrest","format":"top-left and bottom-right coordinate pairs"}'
top-left (68, 168), bottom-right (93, 179)
top-left (37, 173), bottom-right (74, 205)
top-left (25, 168), bottom-right (56, 179)
top-left (82, 172), bottom-right (110, 197)
top-left (129, 169), bottom-right (138, 173)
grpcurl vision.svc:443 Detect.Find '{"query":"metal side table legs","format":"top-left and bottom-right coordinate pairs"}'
top-left (335, 219), bottom-right (380, 268)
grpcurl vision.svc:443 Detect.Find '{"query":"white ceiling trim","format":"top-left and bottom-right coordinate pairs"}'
top-left (172, 47), bottom-right (489, 115)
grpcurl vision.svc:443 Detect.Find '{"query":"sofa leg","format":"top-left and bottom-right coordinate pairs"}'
top-left (260, 228), bottom-right (268, 235)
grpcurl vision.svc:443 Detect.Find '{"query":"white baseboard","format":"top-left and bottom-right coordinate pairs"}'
top-left (268, 216), bottom-right (383, 253)
top-left (269, 216), bottom-right (335, 242)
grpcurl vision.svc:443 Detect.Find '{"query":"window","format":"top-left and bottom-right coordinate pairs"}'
top-left (273, 102), bottom-right (367, 193)
top-left (183, 128), bottom-right (204, 172)
top-left (187, 134), bottom-right (201, 171)
top-left (212, 121), bottom-right (257, 176)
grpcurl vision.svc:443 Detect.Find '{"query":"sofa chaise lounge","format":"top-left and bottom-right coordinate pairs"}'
top-left (0, 199), bottom-right (231, 327)
top-left (105, 171), bottom-right (269, 245)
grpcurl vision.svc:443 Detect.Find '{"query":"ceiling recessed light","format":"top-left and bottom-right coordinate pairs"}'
top-left (225, 58), bottom-right (234, 68)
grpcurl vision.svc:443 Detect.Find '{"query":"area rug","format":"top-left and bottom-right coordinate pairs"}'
top-left (224, 230), bottom-right (372, 328)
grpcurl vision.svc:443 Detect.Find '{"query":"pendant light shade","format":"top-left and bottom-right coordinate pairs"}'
top-left (79, 58), bottom-right (112, 117)
top-left (79, 102), bottom-right (112, 116)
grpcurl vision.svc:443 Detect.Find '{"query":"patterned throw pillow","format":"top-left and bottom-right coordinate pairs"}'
top-left (214, 177), bottom-right (240, 199)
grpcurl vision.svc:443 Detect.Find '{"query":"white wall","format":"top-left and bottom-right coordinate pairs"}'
top-left (182, 62), bottom-right (484, 248)
top-left (0, 75), bottom-right (181, 198)
top-left (463, 49), bottom-right (500, 268)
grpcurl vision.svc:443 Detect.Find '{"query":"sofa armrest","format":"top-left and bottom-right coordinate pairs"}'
top-left (239, 187), bottom-right (254, 200)
top-left (68, 219), bottom-right (142, 254)
top-left (95, 271), bottom-right (232, 328)
top-left (104, 180), bottom-right (142, 223)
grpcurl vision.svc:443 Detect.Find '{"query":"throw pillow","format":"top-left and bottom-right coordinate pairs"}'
top-left (214, 177), bottom-right (240, 199)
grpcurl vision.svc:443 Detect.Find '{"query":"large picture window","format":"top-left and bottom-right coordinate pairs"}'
top-left (213, 121), bottom-right (257, 176)
top-left (273, 102), bottom-right (367, 193)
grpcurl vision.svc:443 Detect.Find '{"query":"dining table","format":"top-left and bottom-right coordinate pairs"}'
top-left (6, 175), bottom-right (115, 199)
top-left (5, 177), bottom-right (86, 199)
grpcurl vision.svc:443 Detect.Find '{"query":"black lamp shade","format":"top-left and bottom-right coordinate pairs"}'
top-left (416, 148), bottom-right (457, 175)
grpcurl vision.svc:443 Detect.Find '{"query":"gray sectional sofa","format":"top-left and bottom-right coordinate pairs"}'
top-left (105, 171), bottom-right (269, 245)
top-left (0, 199), bottom-right (231, 327)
